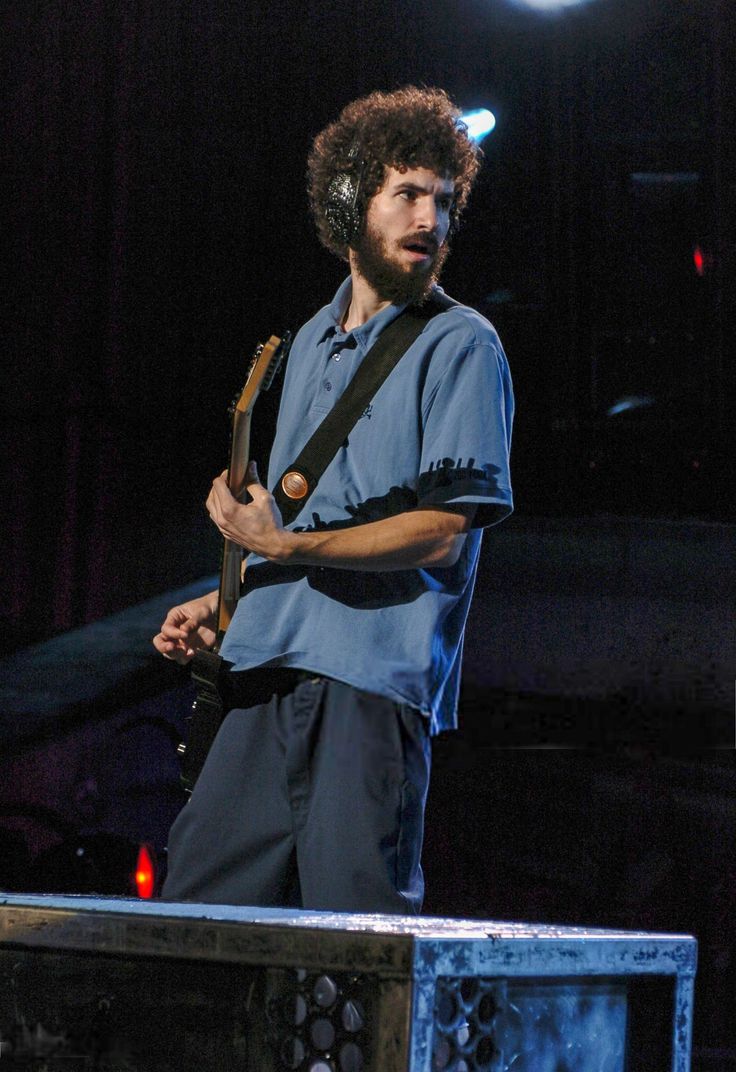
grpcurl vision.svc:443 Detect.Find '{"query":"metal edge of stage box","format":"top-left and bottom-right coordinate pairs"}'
top-left (0, 894), bottom-right (697, 1072)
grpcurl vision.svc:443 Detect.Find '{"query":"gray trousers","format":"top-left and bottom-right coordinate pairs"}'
top-left (162, 673), bottom-right (431, 914)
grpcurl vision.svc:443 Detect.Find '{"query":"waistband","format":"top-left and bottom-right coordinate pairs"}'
top-left (224, 666), bottom-right (326, 710)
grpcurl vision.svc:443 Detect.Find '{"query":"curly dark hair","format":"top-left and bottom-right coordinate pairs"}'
top-left (307, 86), bottom-right (481, 260)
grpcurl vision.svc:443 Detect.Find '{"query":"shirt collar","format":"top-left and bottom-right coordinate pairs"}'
top-left (318, 277), bottom-right (407, 352)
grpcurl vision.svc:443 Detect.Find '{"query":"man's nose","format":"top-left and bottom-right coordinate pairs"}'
top-left (415, 197), bottom-right (438, 231)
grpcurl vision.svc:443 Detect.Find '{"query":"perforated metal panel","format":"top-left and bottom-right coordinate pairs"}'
top-left (0, 896), bottom-right (696, 1072)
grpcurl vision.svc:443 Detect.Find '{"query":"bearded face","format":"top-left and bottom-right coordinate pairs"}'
top-left (349, 166), bottom-right (455, 305)
top-left (352, 218), bottom-right (451, 305)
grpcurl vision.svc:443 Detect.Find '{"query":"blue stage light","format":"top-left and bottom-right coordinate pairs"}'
top-left (606, 395), bottom-right (655, 418)
top-left (461, 109), bottom-right (496, 143)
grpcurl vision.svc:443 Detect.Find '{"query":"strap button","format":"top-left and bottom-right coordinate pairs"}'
top-left (281, 471), bottom-right (309, 500)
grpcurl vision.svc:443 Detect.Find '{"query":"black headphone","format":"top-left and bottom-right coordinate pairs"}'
top-left (324, 144), bottom-right (366, 248)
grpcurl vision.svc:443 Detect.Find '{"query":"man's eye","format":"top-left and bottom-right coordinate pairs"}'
top-left (399, 190), bottom-right (417, 201)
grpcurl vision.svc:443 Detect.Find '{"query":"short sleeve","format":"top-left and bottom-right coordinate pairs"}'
top-left (417, 336), bottom-right (514, 527)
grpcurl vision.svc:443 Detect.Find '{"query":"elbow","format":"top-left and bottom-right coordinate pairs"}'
top-left (428, 533), bottom-right (466, 568)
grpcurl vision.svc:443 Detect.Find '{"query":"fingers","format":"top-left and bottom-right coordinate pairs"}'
top-left (208, 463), bottom-right (266, 516)
top-left (207, 473), bottom-right (238, 519)
top-left (153, 595), bottom-right (219, 663)
top-left (153, 611), bottom-right (198, 662)
top-left (158, 625), bottom-right (186, 644)
top-left (244, 461), bottom-right (276, 511)
top-left (205, 461), bottom-right (282, 552)
top-left (245, 459), bottom-right (261, 486)
top-left (152, 632), bottom-right (194, 664)
top-left (160, 611), bottom-right (196, 639)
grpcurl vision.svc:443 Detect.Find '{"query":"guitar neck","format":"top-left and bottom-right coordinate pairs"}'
top-left (215, 409), bottom-right (253, 646)
top-left (211, 333), bottom-right (290, 650)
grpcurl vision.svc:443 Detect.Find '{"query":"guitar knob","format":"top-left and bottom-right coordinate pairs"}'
top-left (177, 742), bottom-right (187, 757)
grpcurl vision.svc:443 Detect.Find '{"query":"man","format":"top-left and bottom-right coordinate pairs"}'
top-left (154, 86), bottom-right (514, 914)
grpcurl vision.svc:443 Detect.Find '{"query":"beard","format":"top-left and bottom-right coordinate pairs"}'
top-left (352, 221), bottom-right (450, 306)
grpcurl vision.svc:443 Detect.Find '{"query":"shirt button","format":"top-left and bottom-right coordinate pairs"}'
top-left (324, 381), bottom-right (332, 391)
top-left (333, 353), bottom-right (341, 361)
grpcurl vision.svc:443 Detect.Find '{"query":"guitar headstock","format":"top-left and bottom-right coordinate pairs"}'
top-left (232, 332), bottom-right (292, 416)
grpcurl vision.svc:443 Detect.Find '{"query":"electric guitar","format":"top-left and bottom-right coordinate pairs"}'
top-left (178, 333), bottom-right (291, 793)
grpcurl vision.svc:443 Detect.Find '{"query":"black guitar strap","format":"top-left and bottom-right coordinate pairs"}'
top-left (272, 291), bottom-right (454, 525)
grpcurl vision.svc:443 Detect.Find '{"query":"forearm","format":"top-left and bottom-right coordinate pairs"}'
top-left (206, 466), bottom-right (474, 572)
top-left (271, 507), bottom-right (473, 572)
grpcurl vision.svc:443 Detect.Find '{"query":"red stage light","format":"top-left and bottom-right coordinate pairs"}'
top-left (693, 244), bottom-right (716, 277)
top-left (135, 844), bottom-right (155, 899)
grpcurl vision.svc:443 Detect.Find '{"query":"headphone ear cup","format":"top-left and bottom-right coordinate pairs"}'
top-left (324, 170), bottom-right (362, 247)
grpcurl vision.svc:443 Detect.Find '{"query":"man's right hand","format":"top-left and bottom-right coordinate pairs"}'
top-left (152, 591), bottom-right (218, 664)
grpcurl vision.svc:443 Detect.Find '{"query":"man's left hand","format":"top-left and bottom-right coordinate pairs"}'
top-left (206, 461), bottom-right (292, 562)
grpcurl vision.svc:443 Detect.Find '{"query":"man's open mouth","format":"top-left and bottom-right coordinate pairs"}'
top-left (402, 238), bottom-right (438, 257)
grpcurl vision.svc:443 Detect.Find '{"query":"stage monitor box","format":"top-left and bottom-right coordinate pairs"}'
top-left (0, 895), bottom-right (695, 1071)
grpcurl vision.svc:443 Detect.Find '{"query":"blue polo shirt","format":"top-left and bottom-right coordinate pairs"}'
top-left (218, 278), bottom-right (514, 733)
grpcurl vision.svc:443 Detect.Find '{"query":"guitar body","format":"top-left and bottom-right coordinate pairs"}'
top-left (179, 650), bottom-right (232, 793)
top-left (178, 333), bottom-right (290, 794)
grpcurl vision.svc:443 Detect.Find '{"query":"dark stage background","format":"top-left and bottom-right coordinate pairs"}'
top-left (2, 0), bottom-right (734, 1067)
top-left (4, 0), bottom-right (733, 648)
